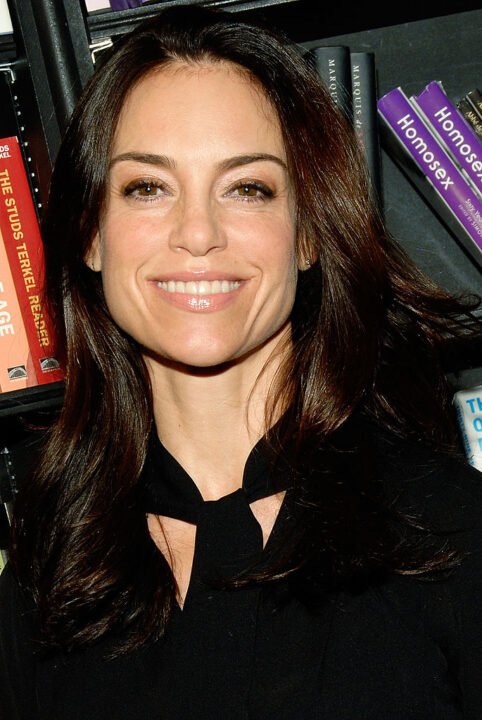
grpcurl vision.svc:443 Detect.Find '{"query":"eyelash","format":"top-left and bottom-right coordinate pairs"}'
top-left (122, 178), bottom-right (275, 204)
top-left (225, 180), bottom-right (274, 203)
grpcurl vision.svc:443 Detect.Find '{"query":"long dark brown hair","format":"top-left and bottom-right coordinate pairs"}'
top-left (9, 6), bottom-right (480, 654)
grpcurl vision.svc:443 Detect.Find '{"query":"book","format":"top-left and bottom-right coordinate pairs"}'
top-left (457, 97), bottom-right (482, 141)
top-left (453, 385), bottom-right (482, 471)
top-left (306, 45), bottom-right (353, 122)
top-left (84, 0), bottom-right (110, 10)
top-left (350, 51), bottom-right (381, 201)
top-left (109, 0), bottom-right (148, 8)
top-left (0, 0), bottom-right (12, 34)
top-left (306, 45), bottom-right (382, 205)
top-left (0, 137), bottom-right (63, 385)
top-left (467, 88), bottom-right (482, 119)
top-left (0, 225), bottom-right (36, 392)
top-left (377, 87), bottom-right (482, 269)
top-left (413, 81), bottom-right (482, 199)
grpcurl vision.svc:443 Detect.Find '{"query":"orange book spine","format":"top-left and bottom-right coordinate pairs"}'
top-left (0, 137), bottom-right (63, 384)
top-left (0, 225), bottom-right (37, 392)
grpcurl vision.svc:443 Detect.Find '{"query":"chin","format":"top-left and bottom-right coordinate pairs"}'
top-left (143, 343), bottom-right (244, 373)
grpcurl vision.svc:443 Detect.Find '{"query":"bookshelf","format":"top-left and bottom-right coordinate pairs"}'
top-left (303, 11), bottom-right (482, 300)
top-left (0, 0), bottom-right (479, 471)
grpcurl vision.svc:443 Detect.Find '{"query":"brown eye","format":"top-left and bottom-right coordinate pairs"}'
top-left (137, 183), bottom-right (159, 197)
top-left (123, 179), bottom-right (167, 201)
top-left (237, 185), bottom-right (259, 197)
top-left (228, 181), bottom-right (273, 201)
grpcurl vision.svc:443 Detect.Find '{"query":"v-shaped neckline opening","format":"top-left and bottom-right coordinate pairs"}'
top-left (150, 488), bottom-right (289, 614)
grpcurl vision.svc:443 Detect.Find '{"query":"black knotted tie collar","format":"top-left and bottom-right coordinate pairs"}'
top-left (138, 429), bottom-right (293, 524)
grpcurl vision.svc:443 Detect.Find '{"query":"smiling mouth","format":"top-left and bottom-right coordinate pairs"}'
top-left (156, 280), bottom-right (242, 294)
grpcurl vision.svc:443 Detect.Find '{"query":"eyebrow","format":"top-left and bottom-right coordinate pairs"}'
top-left (109, 151), bottom-right (288, 172)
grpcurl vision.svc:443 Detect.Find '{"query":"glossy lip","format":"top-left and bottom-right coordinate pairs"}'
top-left (149, 277), bottom-right (247, 313)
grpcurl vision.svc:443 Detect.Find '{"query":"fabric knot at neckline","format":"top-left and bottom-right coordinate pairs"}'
top-left (137, 429), bottom-right (292, 524)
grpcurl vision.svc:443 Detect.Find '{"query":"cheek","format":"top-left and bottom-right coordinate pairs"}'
top-left (257, 222), bottom-right (298, 288)
top-left (100, 214), bottom-right (160, 274)
top-left (232, 210), bottom-right (297, 267)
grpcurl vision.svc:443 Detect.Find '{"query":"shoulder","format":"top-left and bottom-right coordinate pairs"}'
top-left (370, 428), bottom-right (482, 549)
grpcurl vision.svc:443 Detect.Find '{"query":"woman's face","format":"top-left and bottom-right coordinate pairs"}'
top-left (91, 61), bottom-right (299, 370)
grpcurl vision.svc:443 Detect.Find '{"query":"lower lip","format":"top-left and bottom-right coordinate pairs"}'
top-left (151, 282), bottom-right (245, 312)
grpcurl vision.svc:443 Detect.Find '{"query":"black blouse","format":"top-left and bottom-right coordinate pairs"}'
top-left (2, 430), bottom-right (482, 720)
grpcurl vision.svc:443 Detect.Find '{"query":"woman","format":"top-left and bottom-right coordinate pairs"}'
top-left (1, 6), bottom-right (481, 719)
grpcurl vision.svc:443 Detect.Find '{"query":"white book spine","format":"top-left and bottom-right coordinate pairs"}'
top-left (0, 0), bottom-right (12, 34)
top-left (453, 385), bottom-right (482, 470)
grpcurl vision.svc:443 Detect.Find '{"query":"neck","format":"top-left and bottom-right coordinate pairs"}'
top-left (145, 330), bottom-right (290, 500)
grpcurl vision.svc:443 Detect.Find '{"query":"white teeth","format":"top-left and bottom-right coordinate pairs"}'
top-left (157, 280), bottom-right (241, 294)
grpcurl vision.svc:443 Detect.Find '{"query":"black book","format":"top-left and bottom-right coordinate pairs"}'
top-left (350, 51), bottom-right (382, 202)
top-left (305, 45), bottom-right (352, 122)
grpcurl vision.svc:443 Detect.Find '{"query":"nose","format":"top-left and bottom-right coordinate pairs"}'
top-left (168, 195), bottom-right (227, 257)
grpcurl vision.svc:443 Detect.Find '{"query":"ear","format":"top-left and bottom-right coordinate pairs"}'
top-left (298, 256), bottom-right (314, 271)
top-left (296, 235), bottom-right (317, 272)
top-left (85, 232), bottom-right (102, 272)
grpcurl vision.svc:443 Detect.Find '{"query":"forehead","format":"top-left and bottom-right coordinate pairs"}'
top-left (112, 60), bottom-right (286, 159)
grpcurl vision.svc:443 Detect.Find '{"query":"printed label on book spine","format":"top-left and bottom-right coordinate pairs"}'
top-left (467, 88), bottom-right (482, 120)
top-left (457, 97), bottom-right (482, 140)
top-left (378, 88), bottom-right (482, 263)
top-left (0, 226), bottom-right (36, 392)
top-left (350, 52), bottom-right (381, 200)
top-left (414, 81), bottom-right (482, 198)
top-left (307, 45), bottom-right (353, 122)
top-left (0, 137), bottom-right (63, 384)
top-left (453, 386), bottom-right (482, 470)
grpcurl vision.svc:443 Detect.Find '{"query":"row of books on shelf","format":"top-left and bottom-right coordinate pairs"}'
top-left (304, 44), bottom-right (381, 201)
top-left (378, 82), bottom-right (482, 270)
top-left (0, 136), bottom-right (62, 395)
top-left (304, 40), bottom-right (482, 272)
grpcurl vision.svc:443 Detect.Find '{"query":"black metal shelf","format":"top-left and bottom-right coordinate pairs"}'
top-left (87, 0), bottom-right (299, 39)
top-left (85, 0), bottom-right (482, 42)
top-left (0, 381), bottom-right (63, 418)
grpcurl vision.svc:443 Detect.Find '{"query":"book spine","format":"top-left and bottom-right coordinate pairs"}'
top-left (307, 45), bottom-right (353, 122)
top-left (413, 81), bottom-right (482, 198)
top-left (0, 137), bottom-right (63, 384)
top-left (453, 386), bottom-right (482, 471)
top-left (0, 0), bottom-right (12, 34)
top-left (350, 52), bottom-right (382, 201)
top-left (377, 88), bottom-right (482, 268)
top-left (0, 225), bottom-right (37, 392)
top-left (457, 97), bottom-right (482, 140)
top-left (467, 88), bottom-right (482, 119)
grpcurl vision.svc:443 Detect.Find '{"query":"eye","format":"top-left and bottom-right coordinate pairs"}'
top-left (236, 184), bottom-right (261, 198)
top-left (226, 181), bottom-right (274, 203)
top-left (123, 179), bottom-right (167, 201)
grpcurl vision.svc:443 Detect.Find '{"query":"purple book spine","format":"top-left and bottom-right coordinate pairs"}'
top-left (378, 87), bottom-right (482, 256)
top-left (414, 81), bottom-right (482, 198)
